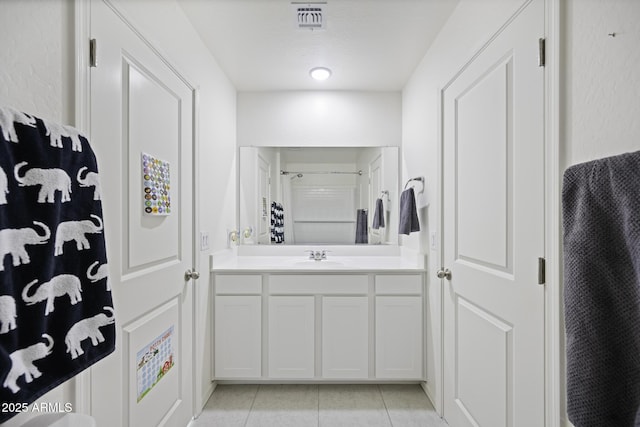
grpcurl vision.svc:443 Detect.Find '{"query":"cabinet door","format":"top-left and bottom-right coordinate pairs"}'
top-left (268, 296), bottom-right (315, 378)
top-left (322, 296), bottom-right (369, 379)
top-left (214, 296), bottom-right (261, 378)
top-left (375, 296), bottom-right (422, 379)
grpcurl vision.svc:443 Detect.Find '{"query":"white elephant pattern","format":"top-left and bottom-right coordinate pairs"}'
top-left (65, 307), bottom-right (115, 359)
top-left (14, 162), bottom-right (72, 203)
top-left (54, 214), bottom-right (103, 256)
top-left (0, 221), bottom-right (51, 271)
top-left (2, 334), bottom-right (54, 394)
top-left (87, 261), bottom-right (110, 291)
top-left (0, 107), bottom-right (36, 143)
top-left (0, 166), bottom-right (8, 205)
top-left (77, 166), bottom-right (101, 200)
top-left (42, 118), bottom-right (84, 152)
top-left (0, 295), bottom-right (17, 334)
top-left (22, 274), bottom-right (83, 316)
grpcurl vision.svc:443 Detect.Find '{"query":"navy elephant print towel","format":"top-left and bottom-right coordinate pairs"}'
top-left (0, 106), bottom-right (114, 422)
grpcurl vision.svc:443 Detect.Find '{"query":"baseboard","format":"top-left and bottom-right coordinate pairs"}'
top-left (420, 381), bottom-right (442, 418)
top-left (193, 381), bottom-right (217, 420)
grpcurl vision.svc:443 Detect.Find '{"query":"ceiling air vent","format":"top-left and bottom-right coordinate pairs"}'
top-left (292, 2), bottom-right (326, 31)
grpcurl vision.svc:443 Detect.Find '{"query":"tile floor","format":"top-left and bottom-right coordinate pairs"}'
top-left (192, 384), bottom-right (448, 427)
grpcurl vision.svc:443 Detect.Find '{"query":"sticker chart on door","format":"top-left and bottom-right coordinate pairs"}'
top-left (136, 325), bottom-right (176, 402)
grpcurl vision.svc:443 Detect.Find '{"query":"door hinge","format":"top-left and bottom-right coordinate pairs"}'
top-left (538, 38), bottom-right (546, 67)
top-left (538, 257), bottom-right (546, 285)
top-left (89, 38), bottom-right (97, 68)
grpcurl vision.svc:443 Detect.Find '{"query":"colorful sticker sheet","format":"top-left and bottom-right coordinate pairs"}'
top-left (141, 153), bottom-right (171, 216)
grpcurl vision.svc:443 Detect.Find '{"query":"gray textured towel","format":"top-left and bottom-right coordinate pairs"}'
top-left (355, 209), bottom-right (368, 244)
top-left (563, 150), bottom-right (640, 427)
top-left (399, 188), bottom-right (420, 235)
top-left (372, 198), bottom-right (385, 229)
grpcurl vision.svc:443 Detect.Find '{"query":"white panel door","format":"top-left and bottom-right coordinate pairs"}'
top-left (215, 296), bottom-right (261, 378)
top-left (90, 1), bottom-right (195, 426)
top-left (442, 1), bottom-right (545, 426)
top-left (375, 296), bottom-right (422, 379)
top-left (268, 296), bottom-right (314, 378)
top-left (322, 296), bottom-right (368, 379)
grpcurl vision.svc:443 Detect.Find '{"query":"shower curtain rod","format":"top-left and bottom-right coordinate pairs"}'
top-left (280, 169), bottom-right (363, 176)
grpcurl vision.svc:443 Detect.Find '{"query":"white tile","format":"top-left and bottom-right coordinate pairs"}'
top-left (319, 385), bottom-right (392, 427)
top-left (245, 385), bottom-right (319, 427)
top-left (379, 384), bottom-right (448, 427)
top-left (194, 384), bottom-right (448, 427)
top-left (192, 385), bottom-right (258, 427)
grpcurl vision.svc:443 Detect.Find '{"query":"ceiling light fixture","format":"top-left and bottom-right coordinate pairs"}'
top-left (310, 67), bottom-right (332, 81)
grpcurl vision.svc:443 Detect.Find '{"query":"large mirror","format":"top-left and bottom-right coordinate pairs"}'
top-left (239, 146), bottom-right (399, 245)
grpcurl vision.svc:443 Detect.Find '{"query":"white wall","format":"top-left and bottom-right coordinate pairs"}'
top-left (0, 1), bottom-right (75, 425)
top-left (237, 91), bottom-right (402, 147)
top-left (109, 0), bottom-right (237, 413)
top-left (401, 0), bottom-right (534, 413)
top-left (563, 0), bottom-right (640, 166)
top-left (0, 0), bottom-right (237, 421)
top-left (0, 0), bottom-right (74, 123)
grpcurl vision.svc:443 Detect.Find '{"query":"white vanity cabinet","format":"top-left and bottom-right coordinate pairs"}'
top-left (322, 296), bottom-right (369, 378)
top-left (212, 270), bottom-right (424, 382)
top-left (268, 296), bottom-right (315, 378)
top-left (268, 274), bottom-right (369, 379)
top-left (214, 275), bottom-right (262, 378)
top-left (375, 275), bottom-right (423, 379)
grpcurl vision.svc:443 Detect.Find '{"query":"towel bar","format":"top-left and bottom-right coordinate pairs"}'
top-left (404, 176), bottom-right (424, 191)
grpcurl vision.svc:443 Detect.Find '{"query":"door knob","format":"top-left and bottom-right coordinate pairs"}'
top-left (436, 268), bottom-right (452, 280)
top-left (184, 269), bottom-right (200, 281)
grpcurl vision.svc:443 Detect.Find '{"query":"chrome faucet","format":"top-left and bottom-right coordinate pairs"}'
top-left (306, 250), bottom-right (327, 261)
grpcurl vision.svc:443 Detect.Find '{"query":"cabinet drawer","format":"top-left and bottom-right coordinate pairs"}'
top-left (375, 275), bottom-right (422, 295)
top-left (269, 275), bottom-right (368, 294)
top-left (215, 275), bottom-right (262, 294)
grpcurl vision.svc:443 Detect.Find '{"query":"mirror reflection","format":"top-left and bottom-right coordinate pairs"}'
top-left (239, 147), bottom-right (399, 245)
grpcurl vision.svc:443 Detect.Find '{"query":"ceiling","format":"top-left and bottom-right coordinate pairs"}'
top-left (178, 0), bottom-right (459, 92)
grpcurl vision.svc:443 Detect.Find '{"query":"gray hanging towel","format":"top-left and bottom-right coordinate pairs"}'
top-left (0, 106), bottom-right (114, 423)
top-left (563, 150), bottom-right (640, 427)
top-left (372, 198), bottom-right (385, 230)
top-left (355, 209), bottom-right (368, 244)
top-left (398, 187), bottom-right (420, 235)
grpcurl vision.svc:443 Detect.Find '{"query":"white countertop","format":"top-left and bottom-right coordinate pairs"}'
top-left (210, 254), bottom-right (426, 273)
